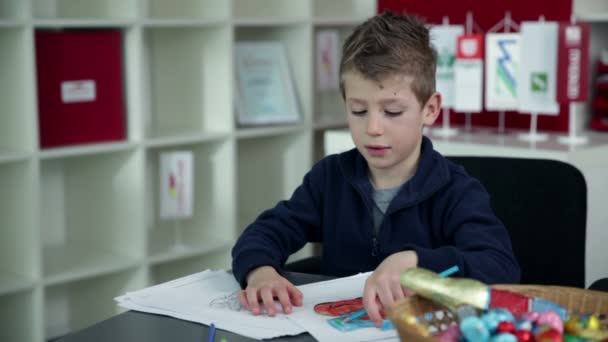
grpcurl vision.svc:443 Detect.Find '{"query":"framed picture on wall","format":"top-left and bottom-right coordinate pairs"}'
top-left (234, 41), bottom-right (301, 126)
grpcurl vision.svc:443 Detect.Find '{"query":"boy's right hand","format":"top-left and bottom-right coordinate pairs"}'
top-left (238, 265), bottom-right (303, 317)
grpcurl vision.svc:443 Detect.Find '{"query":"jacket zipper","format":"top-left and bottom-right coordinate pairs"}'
top-left (353, 184), bottom-right (379, 257)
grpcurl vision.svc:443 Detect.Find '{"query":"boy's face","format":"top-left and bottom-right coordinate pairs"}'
top-left (344, 71), bottom-right (440, 179)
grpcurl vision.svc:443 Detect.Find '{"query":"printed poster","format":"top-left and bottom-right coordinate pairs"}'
top-left (431, 25), bottom-right (465, 109)
top-left (454, 34), bottom-right (484, 112)
top-left (485, 33), bottom-right (521, 111)
top-left (518, 21), bottom-right (560, 115)
top-left (160, 151), bottom-right (194, 219)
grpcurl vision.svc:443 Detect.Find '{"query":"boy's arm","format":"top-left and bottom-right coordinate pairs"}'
top-left (231, 162), bottom-right (325, 288)
top-left (400, 177), bottom-right (521, 284)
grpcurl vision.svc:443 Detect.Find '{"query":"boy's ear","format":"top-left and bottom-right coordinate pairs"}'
top-left (422, 92), bottom-right (441, 126)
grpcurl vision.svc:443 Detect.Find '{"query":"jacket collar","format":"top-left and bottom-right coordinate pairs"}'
top-left (338, 136), bottom-right (451, 212)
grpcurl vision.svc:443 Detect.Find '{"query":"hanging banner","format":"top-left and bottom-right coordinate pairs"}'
top-left (160, 151), bottom-right (194, 219)
top-left (431, 25), bottom-right (464, 109)
top-left (485, 33), bottom-right (520, 111)
top-left (557, 22), bottom-right (590, 103)
top-left (454, 34), bottom-right (484, 112)
top-left (518, 21), bottom-right (560, 115)
top-left (316, 30), bottom-right (340, 91)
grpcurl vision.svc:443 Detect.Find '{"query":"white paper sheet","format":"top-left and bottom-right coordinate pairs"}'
top-left (116, 270), bottom-right (305, 339)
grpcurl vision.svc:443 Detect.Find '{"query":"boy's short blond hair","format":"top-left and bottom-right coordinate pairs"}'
top-left (340, 10), bottom-right (437, 106)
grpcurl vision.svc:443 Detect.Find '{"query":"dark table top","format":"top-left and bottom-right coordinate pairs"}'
top-left (58, 272), bottom-right (335, 342)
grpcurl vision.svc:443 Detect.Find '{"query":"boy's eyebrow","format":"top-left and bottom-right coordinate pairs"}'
top-left (378, 98), bottom-right (403, 105)
top-left (346, 98), bottom-right (367, 105)
top-left (346, 98), bottom-right (404, 105)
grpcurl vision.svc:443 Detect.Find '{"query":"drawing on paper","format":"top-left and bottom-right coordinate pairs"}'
top-left (209, 291), bottom-right (243, 311)
top-left (314, 297), bottom-right (394, 332)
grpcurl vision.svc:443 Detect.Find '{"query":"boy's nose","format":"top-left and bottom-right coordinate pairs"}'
top-left (366, 114), bottom-right (384, 136)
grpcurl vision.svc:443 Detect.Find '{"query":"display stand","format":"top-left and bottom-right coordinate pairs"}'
top-left (558, 16), bottom-right (589, 146)
top-left (461, 11), bottom-right (484, 133)
top-left (433, 16), bottom-right (460, 138)
top-left (488, 11), bottom-right (520, 135)
top-left (518, 15), bottom-right (551, 143)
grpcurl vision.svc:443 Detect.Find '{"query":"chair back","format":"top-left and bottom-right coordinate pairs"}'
top-left (447, 156), bottom-right (587, 287)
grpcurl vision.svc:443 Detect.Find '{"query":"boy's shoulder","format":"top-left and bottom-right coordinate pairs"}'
top-left (312, 148), bottom-right (361, 178)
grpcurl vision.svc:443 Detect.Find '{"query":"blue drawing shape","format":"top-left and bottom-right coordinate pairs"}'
top-left (327, 316), bottom-right (394, 332)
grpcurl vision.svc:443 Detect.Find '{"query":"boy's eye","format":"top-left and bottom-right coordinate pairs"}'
top-left (385, 110), bottom-right (403, 117)
top-left (350, 110), bottom-right (367, 116)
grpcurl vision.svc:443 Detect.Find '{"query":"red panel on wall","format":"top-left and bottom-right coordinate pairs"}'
top-left (35, 30), bottom-right (126, 148)
top-left (377, 0), bottom-right (573, 132)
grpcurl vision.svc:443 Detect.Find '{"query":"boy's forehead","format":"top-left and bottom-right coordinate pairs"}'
top-left (343, 71), bottom-right (414, 93)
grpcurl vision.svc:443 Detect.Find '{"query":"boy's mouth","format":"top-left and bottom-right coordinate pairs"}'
top-left (365, 145), bottom-right (390, 156)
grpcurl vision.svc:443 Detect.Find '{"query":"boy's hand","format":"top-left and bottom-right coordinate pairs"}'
top-left (238, 265), bottom-right (303, 317)
top-left (363, 250), bottom-right (417, 326)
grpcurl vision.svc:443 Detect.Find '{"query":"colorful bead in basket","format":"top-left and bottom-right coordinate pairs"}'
top-left (537, 311), bottom-right (564, 333)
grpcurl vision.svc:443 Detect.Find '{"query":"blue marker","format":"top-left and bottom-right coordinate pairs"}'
top-left (342, 308), bottom-right (367, 323)
top-left (208, 323), bottom-right (216, 342)
top-left (438, 265), bottom-right (459, 278)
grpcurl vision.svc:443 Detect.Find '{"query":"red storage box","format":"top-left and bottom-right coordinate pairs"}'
top-left (35, 30), bottom-right (126, 148)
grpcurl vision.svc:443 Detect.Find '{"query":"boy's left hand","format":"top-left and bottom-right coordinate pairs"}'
top-left (363, 250), bottom-right (418, 327)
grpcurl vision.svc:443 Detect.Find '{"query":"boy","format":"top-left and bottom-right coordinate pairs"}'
top-left (231, 11), bottom-right (520, 326)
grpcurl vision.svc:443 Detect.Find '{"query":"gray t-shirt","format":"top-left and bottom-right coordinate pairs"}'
top-left (372, 184), bottom-right (402, 234)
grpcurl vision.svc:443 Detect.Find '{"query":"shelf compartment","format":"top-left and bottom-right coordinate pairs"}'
top-left (0, 27), bottom-right (36, 154)
top-left (143, 25), bottom-right (233, 139)
top-left (236, 124), bottom-right (305, 139)
top-left (145, 132), bottom-right (230, 148)
top-left (145, 140), bottom-right (235, 261)
top-left (32, 0), bottom-right (137, 20)
top-left (149, 253), bottom-right (231, 285)
top-left (0, 271), bottom-right (36, 296)
top-left (313, 25), bottom-right (355, 127)
top-left (33, 19), bottom-right (134, 28)
top-left (43, 244), bottom-right (141, 286)
top-left (0, 0), bottom-right (26, 20)
top-left (44, 268), bottom-right (145, 340)
top-left (39, 141), bottom-right (138, 160)
top-left (235, 25), bottom-right (313, 124)
top-left (0, 290), bottom-right (39, 341)
top-left (233, 0), bottom-right (311, 20)
top-left (0, 151), bottom-right (31, 164)
top-left (237, 132), bottom-right (311, 232)
top-left (0, 161), bottom-right (37, 294)
top-left (145, 0), bottom-right (230, 20)
top-left (148, 235), bottom-right (233, 265)
top-left (313, 0), bottom-right (376, 20)
top-left (40, 150), bottom-right (146, 283)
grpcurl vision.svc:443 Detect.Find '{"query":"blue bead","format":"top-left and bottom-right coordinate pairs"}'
top-left (489, 333), bottom-right (517, 342)
top-left (460, 316), bottom-right (490, 342)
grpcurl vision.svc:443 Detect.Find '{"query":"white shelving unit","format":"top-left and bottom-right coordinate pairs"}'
top-left (0, 0), bottom-right (376, 340)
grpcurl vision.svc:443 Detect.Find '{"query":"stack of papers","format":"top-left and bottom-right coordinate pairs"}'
top-left (116, 270), bottom-right (398, 341)
top-left (116, 270), bottom-right (303, 339)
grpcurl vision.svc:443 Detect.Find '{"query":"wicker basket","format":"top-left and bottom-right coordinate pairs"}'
top-left (389, 285), bottom-right (608, 342)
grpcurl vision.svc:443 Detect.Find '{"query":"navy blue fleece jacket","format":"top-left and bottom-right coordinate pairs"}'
top-left (231, 136), bottom-right (520, 288)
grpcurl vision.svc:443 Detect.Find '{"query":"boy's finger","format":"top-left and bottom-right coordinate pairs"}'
top-left (377, 284), bottom-right (395, 312)
top-left (260, 288), bottom-right (276, 317)
top-left (363, 287), bottom-right (383, 325)
top-left (245, 288), bottom-right (261, 315)
top-left (287, 283), bottom-right (303, 306)
top-left (391, 282), bottom-right (405, 302)
top-left (276, 287), bottom-right (293, 314)
top-left (238, 290), bottom-right (250, 310)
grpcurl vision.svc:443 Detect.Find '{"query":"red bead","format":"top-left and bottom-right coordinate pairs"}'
top-left (536, 329), bottom-right (563, 342)
top-left (514, 330), bottom-right (533, 342)
top-left (497, 321), bottom-right (517, 333)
